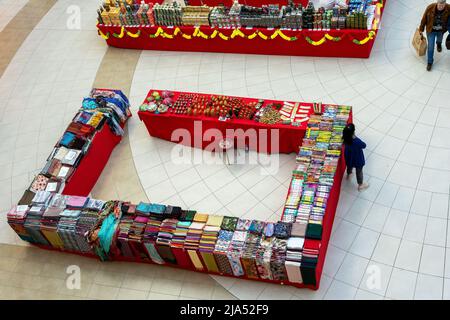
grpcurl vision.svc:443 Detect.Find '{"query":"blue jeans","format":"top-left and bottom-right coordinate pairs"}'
top-left (427, 31), bottom-right (444, 64)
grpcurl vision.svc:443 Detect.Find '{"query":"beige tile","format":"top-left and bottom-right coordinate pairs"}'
top-left (94, 270), bottom-right (124, 287)
top-left (13, 260), bottom-right (44, 276)
top-left (152, 266), bottom-right (188, 282)
top-left (0, 257), bottom-right (19, 272)
top-left (41, 263), bottom-right (69, 280)
top-left (180, 281), bottom-right (215, 300)
top-left (32, 276), bottom-right (65, 293)
top-left (124, 261), bottom-right (159, 276)
top-left (116, 288), bottom-right (148, 300)
top-left (179, 296), bottom-right (200, 300)
top-left (211, 285), bottom-right (238, 300)
top-left (147, 292), bottom-right (179, 300)
top-left (151, 278), bottom-right (183, 296)
top-left (58, 280), bottom-right (93, 298)
top-left (87, 284), bottom-right (119, 300)
top-left (0, 244), bottom-right (28, 259)
top-left (121, 273), bottom-right (153, 291)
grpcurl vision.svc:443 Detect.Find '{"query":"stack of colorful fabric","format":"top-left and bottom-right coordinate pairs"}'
top-left (75, 209), bottom-right (99, 253)
top-left (256, 236), bottom-right (274, 280)
top-left (57, 209), bottom-right (81, 251)
top-left (7, 205), bottom-right (32, 242)
top-left (171, 220), bottom-right (192, 268)
top-left (117, 214), bottom-right (134, 258)
top-left (66, 196), bottom-right (89, 210)
top-left (142, 218), bottom-right (164, 264)
top-left (24, 205), bottom-right (49, 246)
top-left (213, 230), bottom-right (234, 275)
top-left (199, 215), bottom-right (223, 273)
top-left (156, 218), bottom-right (177, 264)
top-left (227, 230), bottom-right (247, 277)
top-left (285, 237), bottom-right (305, 284)
top-left (129, 215), bottom-right (149, 260)
top-left (185, 217), bottom-right (206, 271)
top-left (241, 232), bottom-right (261, 279)
top-left (301, 240), bottom-right (320, 286)
top-left (148, 203), bottom-right (167, 221)
top-left (40, 205), bottom-right (64, 249)
top-left (270, 238), bottom-right (288, 281)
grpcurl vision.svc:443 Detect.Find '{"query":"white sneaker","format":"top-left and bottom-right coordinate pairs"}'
top-left (358, 183), bottom-right (369, 192)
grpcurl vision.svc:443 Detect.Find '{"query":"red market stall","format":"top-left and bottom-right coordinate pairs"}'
top-left (97, 0), bottom-right (386, 58)
top-left (61, 121), bottom-right (123, 197)
top-left (138, 89), bottom-right (314, 154)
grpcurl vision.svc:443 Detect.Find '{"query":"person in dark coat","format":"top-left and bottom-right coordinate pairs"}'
top-left (343, 123), bottom-right (369, 192)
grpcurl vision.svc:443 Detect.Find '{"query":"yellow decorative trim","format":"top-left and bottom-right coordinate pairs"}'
top-left (98, 29), bottom-right (110, 40)
top-left (218, 32), bottom-right (229, 40)
top-left (126, 29), bottom-right (140, 38)
top-left (98, 26), bottom-right (377, 46)
top-left (257, 31), bottom-right (268, 40)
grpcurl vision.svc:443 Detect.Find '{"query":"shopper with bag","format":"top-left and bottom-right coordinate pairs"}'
top-left (419, 0), bottom-right (450, 71)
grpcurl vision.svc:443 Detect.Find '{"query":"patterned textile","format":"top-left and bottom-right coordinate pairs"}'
top-left (57, 210), bottom-right (81, 251)
top-left (273, 222), bottom-right (292, 239)
top-left (214, 252), bottom-right (233, 275)
top-left (30, 175), bottom-right (50, 192)
top-left (221, 216), bottom-right (238, 231)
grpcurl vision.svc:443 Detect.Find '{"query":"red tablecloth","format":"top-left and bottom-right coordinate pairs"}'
top-left (138, 89), bottom-right (313, 154)
top-left (62, 122), bottom-right (123, 197)
top-left (98, 24), bottom-right (378, 58)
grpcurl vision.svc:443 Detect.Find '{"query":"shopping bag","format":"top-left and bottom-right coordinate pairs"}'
top-left (412, 28), bottom-right (427, 56)
top-left (446, 34), bottom-right (450, 50)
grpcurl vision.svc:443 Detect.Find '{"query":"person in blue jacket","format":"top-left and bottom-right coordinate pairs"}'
top-left (343, 123), bottom-right (369, 192)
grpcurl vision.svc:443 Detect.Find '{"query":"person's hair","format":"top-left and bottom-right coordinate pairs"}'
top-left (437, 0), bottom-right (446, 4)
top-left (342, 123), bottom-right (356, 145)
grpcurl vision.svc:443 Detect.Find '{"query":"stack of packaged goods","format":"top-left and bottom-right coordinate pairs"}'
top-left (97, 0), bottom-right (379, 30)
top-left (182, 5), bottom-right (212, 26)
top-left (153, 2), bottom-right (183, 26)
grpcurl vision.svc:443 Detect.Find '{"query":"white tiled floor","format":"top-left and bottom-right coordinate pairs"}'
top-left (1, 0), bottom-right (450, 300)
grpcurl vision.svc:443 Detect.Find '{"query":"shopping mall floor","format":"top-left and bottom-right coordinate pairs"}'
top-left (1, 0), bottom-right (450, 300)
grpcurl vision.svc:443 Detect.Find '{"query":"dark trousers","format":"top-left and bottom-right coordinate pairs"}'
top-left (347, 167), bottom-right (364, 185)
